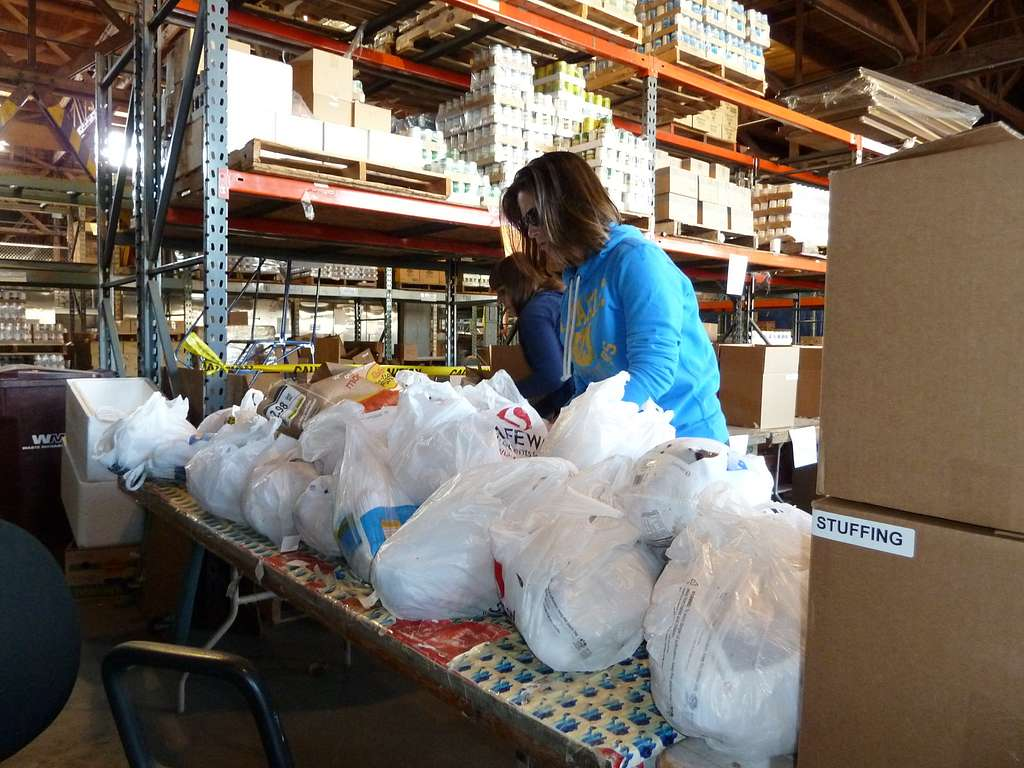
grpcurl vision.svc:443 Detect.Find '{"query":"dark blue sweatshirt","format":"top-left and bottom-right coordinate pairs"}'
top-left (515, 290), bottom-right (573, 419)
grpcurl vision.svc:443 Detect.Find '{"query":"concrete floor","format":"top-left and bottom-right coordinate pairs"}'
top-left (7, 595), bottom-right (520, 768)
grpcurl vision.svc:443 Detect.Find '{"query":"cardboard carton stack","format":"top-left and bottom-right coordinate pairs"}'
top-left (753, 182), bottom-right (829, 249)
top-left (675, 101), bottom-right (740, 143)
top-left (169, 35), bottom-right (433, 181)
top-left (654, 157), bottom-right (753, 233)
top-left (633, 0), bottom-right (769, 87)
top-left (568, 124), bottom-right (653, 216)
top-left (800, 125), bottom-right (1024, 768)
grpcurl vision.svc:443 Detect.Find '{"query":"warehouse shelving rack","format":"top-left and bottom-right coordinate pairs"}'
top-left (96, 0), bottom-right (883, 417)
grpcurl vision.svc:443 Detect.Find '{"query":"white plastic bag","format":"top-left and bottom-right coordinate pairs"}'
top-left (185, 416), bottom-right (279, 522)
top-left (542, 372), bottom-right (675, 469)
top-left (94, 392), bottom-right (198, 490)
top-left (719, 452), bottom-right (775, 506)
top-left (644, 502), bottom-right (810, 760)
top-left (298, 399), bottom-right (365, 474)
top-left (334, 419), bottom-right (417, 582)
top-left (242, 451), bottom-right (318, 547)
top-left (195, 395), bottom-right (265, 439)
top-left (618, 438), bottom-right (729, 546)
top-left (565, 455), bottom-right (634, 506)
top-left (386, 373), bottom-right (502, 504)
top-left (492, 488), bottom-right (660, 672)
top-left (295, 475), bottom-right (339, 558)
top-left (372, 458), bottom-right (577, 620)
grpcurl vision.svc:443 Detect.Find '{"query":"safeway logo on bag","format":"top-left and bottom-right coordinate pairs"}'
top-left (497, 406), bottom-right (532, 431)
top-left (493, 406), bottom-right (545, 458)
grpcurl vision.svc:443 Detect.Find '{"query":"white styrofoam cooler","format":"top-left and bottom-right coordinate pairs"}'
top-left (61, 443), bottom-right (144, 548)
top-left (65, 377), bottom-right (157, 482)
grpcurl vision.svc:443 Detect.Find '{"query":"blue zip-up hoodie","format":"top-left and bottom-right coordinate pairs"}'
top-left (560, 223), bottom-right (728, 441)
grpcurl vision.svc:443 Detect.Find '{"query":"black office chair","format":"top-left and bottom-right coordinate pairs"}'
top-left (0, 520), bottom-right (294, 767)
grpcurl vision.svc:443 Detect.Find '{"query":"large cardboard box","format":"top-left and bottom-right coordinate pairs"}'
top-left (367, 131), bottom-right (421, 169)
top-left (486, 344), bottom-right (532, 382)
top-left (354, 102), bottom-right (392, 133)
top-left (820, 125), bottom-right (1024, 533)
top-left (800, 497), bottom-right (1024, 768)
top-left (654, 166), bottom-right (699, 198)
top-left (697, 201), bottom-right (727, 230)
top-left (654, 193), bottom-right (698, 224)
top-left (291, 49), bottom-right (354, 107)
top-left (795, 345), bottom-right (822, 418)
top-left (717, 344), bottom-right (799, 428)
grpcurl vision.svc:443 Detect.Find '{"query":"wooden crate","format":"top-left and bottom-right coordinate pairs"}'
top-left (230, 139), bottom-right (452, 200)
top-left (65, 543), bottom-right (142, 589)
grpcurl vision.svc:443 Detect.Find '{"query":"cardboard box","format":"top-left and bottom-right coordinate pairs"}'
top-left (313, 334), bottom-right (345, 363)
top-left (274, 114), bottom-right (323, 152)
top-left (697, 176), bottom-right (726, 205)
top-left (709, 162), bottom-right (731, 180)
top-left (487, 344), bottom-right (532, 381)
top-left (717, 344), bottom-right (799, 428)
top-left (654, 193), bottom-right (698, 224)
top-left (800, 497), bottom-right (1024, 768)
top-left (795, 345), bottom-right (822, 418)
top-left (353, 102), bottom-right (392, 133)
top-left (819, 125), bottom-right (1024, 533)
top-left (727, 205), bottom-right (754, 235)
top-left (291, 49), bottom-right (354, 105)
top-left (697, 201), bottom-right (727, 230)
top-left (703, 322), bottom-right (718, 342)
top-left (303, 95), bottom-right (351, 126)
top-left (398, 343), bottom-right (419, 362)
top-left (323, 123), bottom-right (368, 161)
top-left (679, 156), bottom-right (710, 175)
top-left (727, 184), bottom-right (752, 209)
top-left (228, 310), bottom-right (249, 326)
top-left (228, 38), bottom-right (250, 54)
top-left (367, 131), bottom-right (422, 170)
top-left (655, 166), bottom-right (699, 197)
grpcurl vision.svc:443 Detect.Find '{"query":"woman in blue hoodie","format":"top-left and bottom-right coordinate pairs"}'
top-left (500, 151), bottom-right (728, 442)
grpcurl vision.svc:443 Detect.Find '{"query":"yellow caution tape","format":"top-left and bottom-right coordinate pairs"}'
top-left (181, 332), bottom-right (479, 378)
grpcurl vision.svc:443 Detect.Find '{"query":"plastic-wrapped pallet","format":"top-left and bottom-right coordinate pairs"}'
top-left (644, 499), bottom-right (810, 760)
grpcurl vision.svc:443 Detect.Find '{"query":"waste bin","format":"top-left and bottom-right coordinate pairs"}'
top-left (0, 367), bottom-right (113, 560)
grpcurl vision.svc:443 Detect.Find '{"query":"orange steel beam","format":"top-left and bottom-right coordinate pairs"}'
top-left (615, 117), bottom-right (830, 187)
top-left (699, 295), bottom-right (826, 312)
top-left (175, 0), bottom-right (471, 90)
top-left (657, 235), bottom-right (828, 273)
top-left (224, 170), bottom-right (501, 228)
top-left (445, 0), bottom-right (895, 153)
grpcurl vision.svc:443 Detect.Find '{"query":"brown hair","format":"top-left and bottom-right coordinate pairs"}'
top-left (490, 256), bottom-right (563, 315)
top-left (501, 151), bottom-right (620, 270)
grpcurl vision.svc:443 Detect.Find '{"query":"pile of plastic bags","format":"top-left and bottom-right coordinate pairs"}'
top-left (166, 364), bottom-right (810, 762)
top-left (94, 392), bottom-right (199, 490)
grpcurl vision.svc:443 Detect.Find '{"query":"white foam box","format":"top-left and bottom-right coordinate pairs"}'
top-left (323, 124), bottom-right (369, 161)
top-left (274, 114), bottom-right (324, 152)
top-left (65, 377), bottom-right (158, 482)
top-left (728, 206), bottom-right (755, 234)
top-left (228, 107), bottom-right (276, 153)
top-left (727, 183), bottom-right (753, 209)
top-left (679, 156), bottom-right (710, 175)
top-left (61, 444), bottom-right (144, 548)
top-left (367, 131), bottom-right (424, 170)
top-left (227, 49), bottom-right (292, 117)
top-left (709, 162), bottom-right (731, 180)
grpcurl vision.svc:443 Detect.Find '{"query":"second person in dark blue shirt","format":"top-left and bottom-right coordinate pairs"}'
top-left (490, 256), bottom-right (573, 420)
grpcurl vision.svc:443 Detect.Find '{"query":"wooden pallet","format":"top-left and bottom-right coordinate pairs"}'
top-left (655, 219), bottom-right (757, 247)
top-left (757, 237), bottom-right (827, 256)
top-left (587, 63), bottom-right (715, 123)
top-left (506, 0), bottom-right (640, 44)
top-left (396, 6), bottom-right (474, 53)
top-left (664, 121), bottom-right (737, 150)
top-left (65, 543), bottom-right (141, 589)
top-left (230, 140), bottom-right (452, 200)
top-left (650, 46), bottom-right (767, 95)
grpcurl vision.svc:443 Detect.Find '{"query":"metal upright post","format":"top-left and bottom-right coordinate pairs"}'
top-left (643, 74), bottom-right (658, 236)
top-left (445, 258), bottom-right (457, 366)
top-left (353, 299), bottom-right (362, 342)
top-left (202, 0), bottom-right (230, 415)
top-left (383, 267), bottom-right (393, 359)
top-left (135, 2), bottom-right (160, 383)
top-left (94, 53), bottom-right (113, 371)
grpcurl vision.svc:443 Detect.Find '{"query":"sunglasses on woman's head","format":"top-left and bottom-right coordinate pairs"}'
top-left (523, 207), bottom-right (541, 228)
